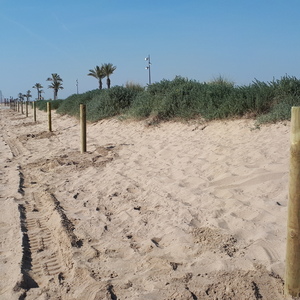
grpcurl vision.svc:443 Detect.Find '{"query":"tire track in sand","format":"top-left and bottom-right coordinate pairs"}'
top-left (1, 122), bottom-right (80, 296)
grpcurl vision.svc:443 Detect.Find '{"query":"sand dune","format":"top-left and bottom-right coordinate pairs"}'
top-left (0, 105), bottom-right (291, 299)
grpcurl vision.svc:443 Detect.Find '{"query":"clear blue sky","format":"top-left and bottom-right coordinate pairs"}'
top-left (0, 0), bottom-right (299, 100)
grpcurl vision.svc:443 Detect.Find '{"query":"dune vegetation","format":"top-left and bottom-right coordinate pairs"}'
top-left (35, 75), bottom-right (300, 124)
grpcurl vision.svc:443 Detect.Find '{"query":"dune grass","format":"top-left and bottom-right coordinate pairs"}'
top-left (36, 75), bottom-right (300, 124)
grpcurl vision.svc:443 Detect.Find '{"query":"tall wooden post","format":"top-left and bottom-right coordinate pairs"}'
top-left (286, 107), bottom-right (300, 297)
top-left (80, 104), bottom-right (87, 153)
top-left (33, 102), bottom-right (37, 122)
top-left (25, 101), bottom-right (28, 117)
top-left (47, 102), bottom-right (52, 132)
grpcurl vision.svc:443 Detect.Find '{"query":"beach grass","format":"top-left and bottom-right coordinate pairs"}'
top-left (36, 75), bottom-right (300, 124)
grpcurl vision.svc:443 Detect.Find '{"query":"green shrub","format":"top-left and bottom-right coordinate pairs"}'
top-left (48, 74), bottom-right (300, 124)
top-left (35, 99), bottom-right (63, 111)
top-left (86, 86), bottom-right (140, 122)
top-left (127, 92), bottom-right (159, 118)
top-left (257, 96), bottom-right (300, 123)
top-left (56, 90), bottom-right (102, 117)
top-left (125, 81), bottom-right (145, 93)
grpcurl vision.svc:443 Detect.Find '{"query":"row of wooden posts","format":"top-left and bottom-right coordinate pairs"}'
top-left (6, 100), bottom-right (300, 297)
top-left (10, 101), bottom-right (87, 154)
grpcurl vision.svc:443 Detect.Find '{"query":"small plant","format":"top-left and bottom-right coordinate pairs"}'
top-left (208, 75), bottom-right (235, 87)
top-left (125, 81), bottom-right (144, 92)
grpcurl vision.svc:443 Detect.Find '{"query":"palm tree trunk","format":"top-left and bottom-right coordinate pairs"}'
top-left (107, 77), bottom-right (111, 89)
top-left (99, 79), bottom-right (103, 90)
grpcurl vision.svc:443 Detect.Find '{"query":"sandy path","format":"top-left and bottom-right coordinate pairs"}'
top-left (0, 104), bottom-right (291, 299)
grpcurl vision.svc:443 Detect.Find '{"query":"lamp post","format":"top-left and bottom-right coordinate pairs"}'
top-left (76, 79), bottom-right (79, 94)
top-left (145, 55), bottom-right (151, 85)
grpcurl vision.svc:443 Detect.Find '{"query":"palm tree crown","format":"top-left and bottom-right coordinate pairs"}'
top-left (24, 90), bottom-right (32, 101)
top-left (32, 83), bottom-right (43, 100)
top-left (102, 63), bottom-right (116, 89)
top-left (47, 73), bottom-right (63, 100)
top-left (87, 66), bottom-right (105, 90)
top-left (18, 92), bottom-right (24, 101)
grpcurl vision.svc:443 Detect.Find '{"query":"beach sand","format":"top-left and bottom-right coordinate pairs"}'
top-left (0, 105), bottom-right (291, 299)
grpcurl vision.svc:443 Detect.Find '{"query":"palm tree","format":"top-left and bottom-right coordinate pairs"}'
top-left (18, 92), bottom-right (24, 102)
top-left (32, 83), bottom-right (43, 100)
top-left (24, 90), bottom-right (32, 102)
top-left (102, 63), bottom-right (116, 89)
top-left (87, 65), bottom-right (105, 89)
top-left (47, 73), bottom-right (63, 100)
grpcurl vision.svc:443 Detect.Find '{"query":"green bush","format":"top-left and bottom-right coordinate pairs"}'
top-left (56, 89), bottom-right (102, 117)
top-left (48, 74), bottom-right (300, 124)
top-left (257, 96), bottom-right (300, 123)
top-left (35, 99), bottom-right (63, 111)
top-left (86, 86), bottom-right (141, 122)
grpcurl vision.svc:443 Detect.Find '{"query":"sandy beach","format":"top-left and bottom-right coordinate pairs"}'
top-left (0, 104), bottom-right (291, 299)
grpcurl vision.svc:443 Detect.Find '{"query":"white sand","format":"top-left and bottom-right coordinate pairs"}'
top-left (0, 105), bottom-right (292, 299)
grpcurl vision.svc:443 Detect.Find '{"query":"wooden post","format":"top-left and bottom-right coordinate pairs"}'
top-left (33, 102), bottom-right (36, 122)
top-left (17, 102), bottom-right (19, 112)
top-left (47, 102), bottom-right (52, 132)
top-left (25, 101), bottom-right (28, 117)
top-left (21, 102), bottom-right (24, 114)
top-left (285, 107), bottom-right (300, 297)
top-left (80, 104), bottom-right (87, 153)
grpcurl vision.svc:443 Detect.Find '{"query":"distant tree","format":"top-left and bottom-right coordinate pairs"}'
top-left (47, 73), bottom-right (64, 100)
top-left (39, 89), bottom-right (44, 100)
top-left (102, 63), bottom-right (117, 89)
top-left (32, 83), bottom-right (43, 100)
top-left (18, 92), bottom-right (24, 102)
top-left (87, 65), bottom-right (105, 90)
top-left (24, 90), bottom-right (32, 101)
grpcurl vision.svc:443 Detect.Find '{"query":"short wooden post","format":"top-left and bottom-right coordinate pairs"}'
top-left (285, 107), bottom-right (300, 297)
top-left (33, 102), bottom-right (36, 122)
top-left (47, 102), bottom-right (52, 132)
top-left (25, 101), bottom-right (28, 117)
top-left (80, 104), bottom-right (87, 153)
top-left (21, 102), bottom-right (24, 114)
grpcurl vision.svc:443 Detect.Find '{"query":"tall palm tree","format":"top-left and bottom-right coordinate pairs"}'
top-left (47, 73), bottom-right (63, 100)
top-left (24, 90), bottom-right (32, 101)
top-left (32, 83), bottom-right (43, 100)
top-left (87, 65), bottom-right (105, 90)
top-left (102, 63), bottom-right (116, 89)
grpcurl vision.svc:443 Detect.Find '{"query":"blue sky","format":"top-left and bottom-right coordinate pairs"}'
top-left (0, 0), bottom-right (299, 100)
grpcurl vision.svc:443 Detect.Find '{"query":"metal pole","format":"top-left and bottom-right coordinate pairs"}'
top-left (148, 55), bottom-right (151, 85)
top-left (145, 55), bottom-right (152, 85)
